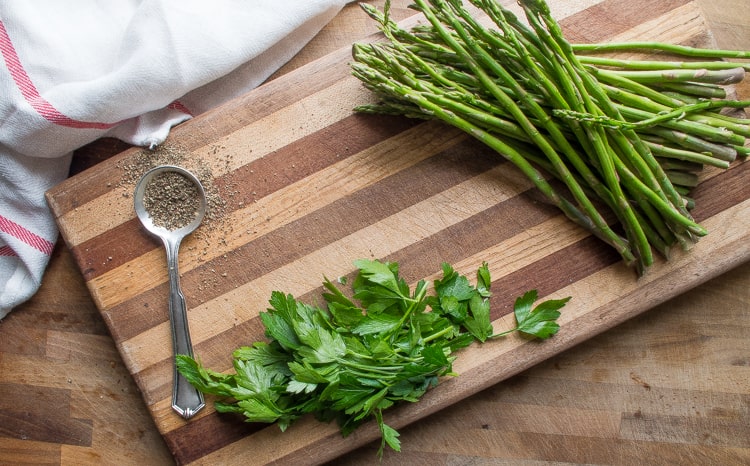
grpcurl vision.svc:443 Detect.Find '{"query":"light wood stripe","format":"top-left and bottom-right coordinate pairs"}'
top-left (605, 3), bottom-right (706, 46)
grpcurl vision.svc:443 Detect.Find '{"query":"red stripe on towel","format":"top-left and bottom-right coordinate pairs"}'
top-left (0, 19), bottom-right (117, 130)
top-left (0, 215), bottom-right (54, 255)
top-left (0, 245), bottom-right (17, 257)
top-left (168, 100), bottom-right (193, 117)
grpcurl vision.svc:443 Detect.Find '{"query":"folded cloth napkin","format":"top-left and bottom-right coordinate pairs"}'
top-left (0, 0), bottom-right (350, 319)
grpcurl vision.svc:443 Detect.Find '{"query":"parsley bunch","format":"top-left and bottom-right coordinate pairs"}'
top-left (177, 259), bottom-right (568, 456)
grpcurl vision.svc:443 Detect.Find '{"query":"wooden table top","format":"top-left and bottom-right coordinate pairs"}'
top-left (2, 1), bottom-right (748, 465)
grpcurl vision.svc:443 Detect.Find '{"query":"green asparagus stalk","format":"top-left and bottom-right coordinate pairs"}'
top-left (571, 41), bottom-right (750, 60)
top-left (577, 55), bottom-right (750, 72)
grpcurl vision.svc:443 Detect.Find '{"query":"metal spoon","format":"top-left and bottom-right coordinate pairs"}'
top-left (133, 165), bottom-right (206, 420)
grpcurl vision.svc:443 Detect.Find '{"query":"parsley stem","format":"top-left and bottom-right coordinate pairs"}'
top-left (339, 359), bottom-right (404, 376)
top-left (345, 349), bottom-right (380, 361)
top-left (422, 325), bottom-right (455, 344)
top-left (489, 329), bottom-right (516, 339)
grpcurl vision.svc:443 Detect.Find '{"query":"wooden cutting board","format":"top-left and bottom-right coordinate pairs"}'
top-left (46, 0), bottom-right (750, 464)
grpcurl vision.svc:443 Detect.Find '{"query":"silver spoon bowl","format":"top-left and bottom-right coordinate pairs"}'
top-left (134, 165), bottom-right (206, 420)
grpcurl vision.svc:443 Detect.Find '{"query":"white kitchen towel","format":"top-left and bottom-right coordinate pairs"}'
top-left (0, 0), bottom-right (350, 318)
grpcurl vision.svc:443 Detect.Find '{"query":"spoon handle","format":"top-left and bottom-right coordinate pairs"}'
top-left (165, 238), bottom-right (205, 420)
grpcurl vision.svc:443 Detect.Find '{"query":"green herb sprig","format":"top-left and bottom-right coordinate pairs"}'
top-left (177, 259), bottom-right (568, 456)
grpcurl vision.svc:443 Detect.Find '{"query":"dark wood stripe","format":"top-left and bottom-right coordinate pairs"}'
top-left (163, 410), bottom-right (262, 465)
top-left (560, 0), bottom-right (691, 44)
top-left (691, 161), bottom-right (750, 222)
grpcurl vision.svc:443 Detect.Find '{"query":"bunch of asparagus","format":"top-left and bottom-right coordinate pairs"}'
top-left (350, 0), bottom-right (750, 274)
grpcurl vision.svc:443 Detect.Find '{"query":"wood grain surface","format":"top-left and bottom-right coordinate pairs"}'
top-left (2, 1), bottom-right (749, 465)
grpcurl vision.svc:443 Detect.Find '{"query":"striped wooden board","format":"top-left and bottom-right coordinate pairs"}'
top-left (46, 0), bottom-right (750, 464)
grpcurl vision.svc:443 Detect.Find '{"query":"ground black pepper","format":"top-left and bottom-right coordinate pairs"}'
top-left (142, 170), bottom-right (202, 230)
